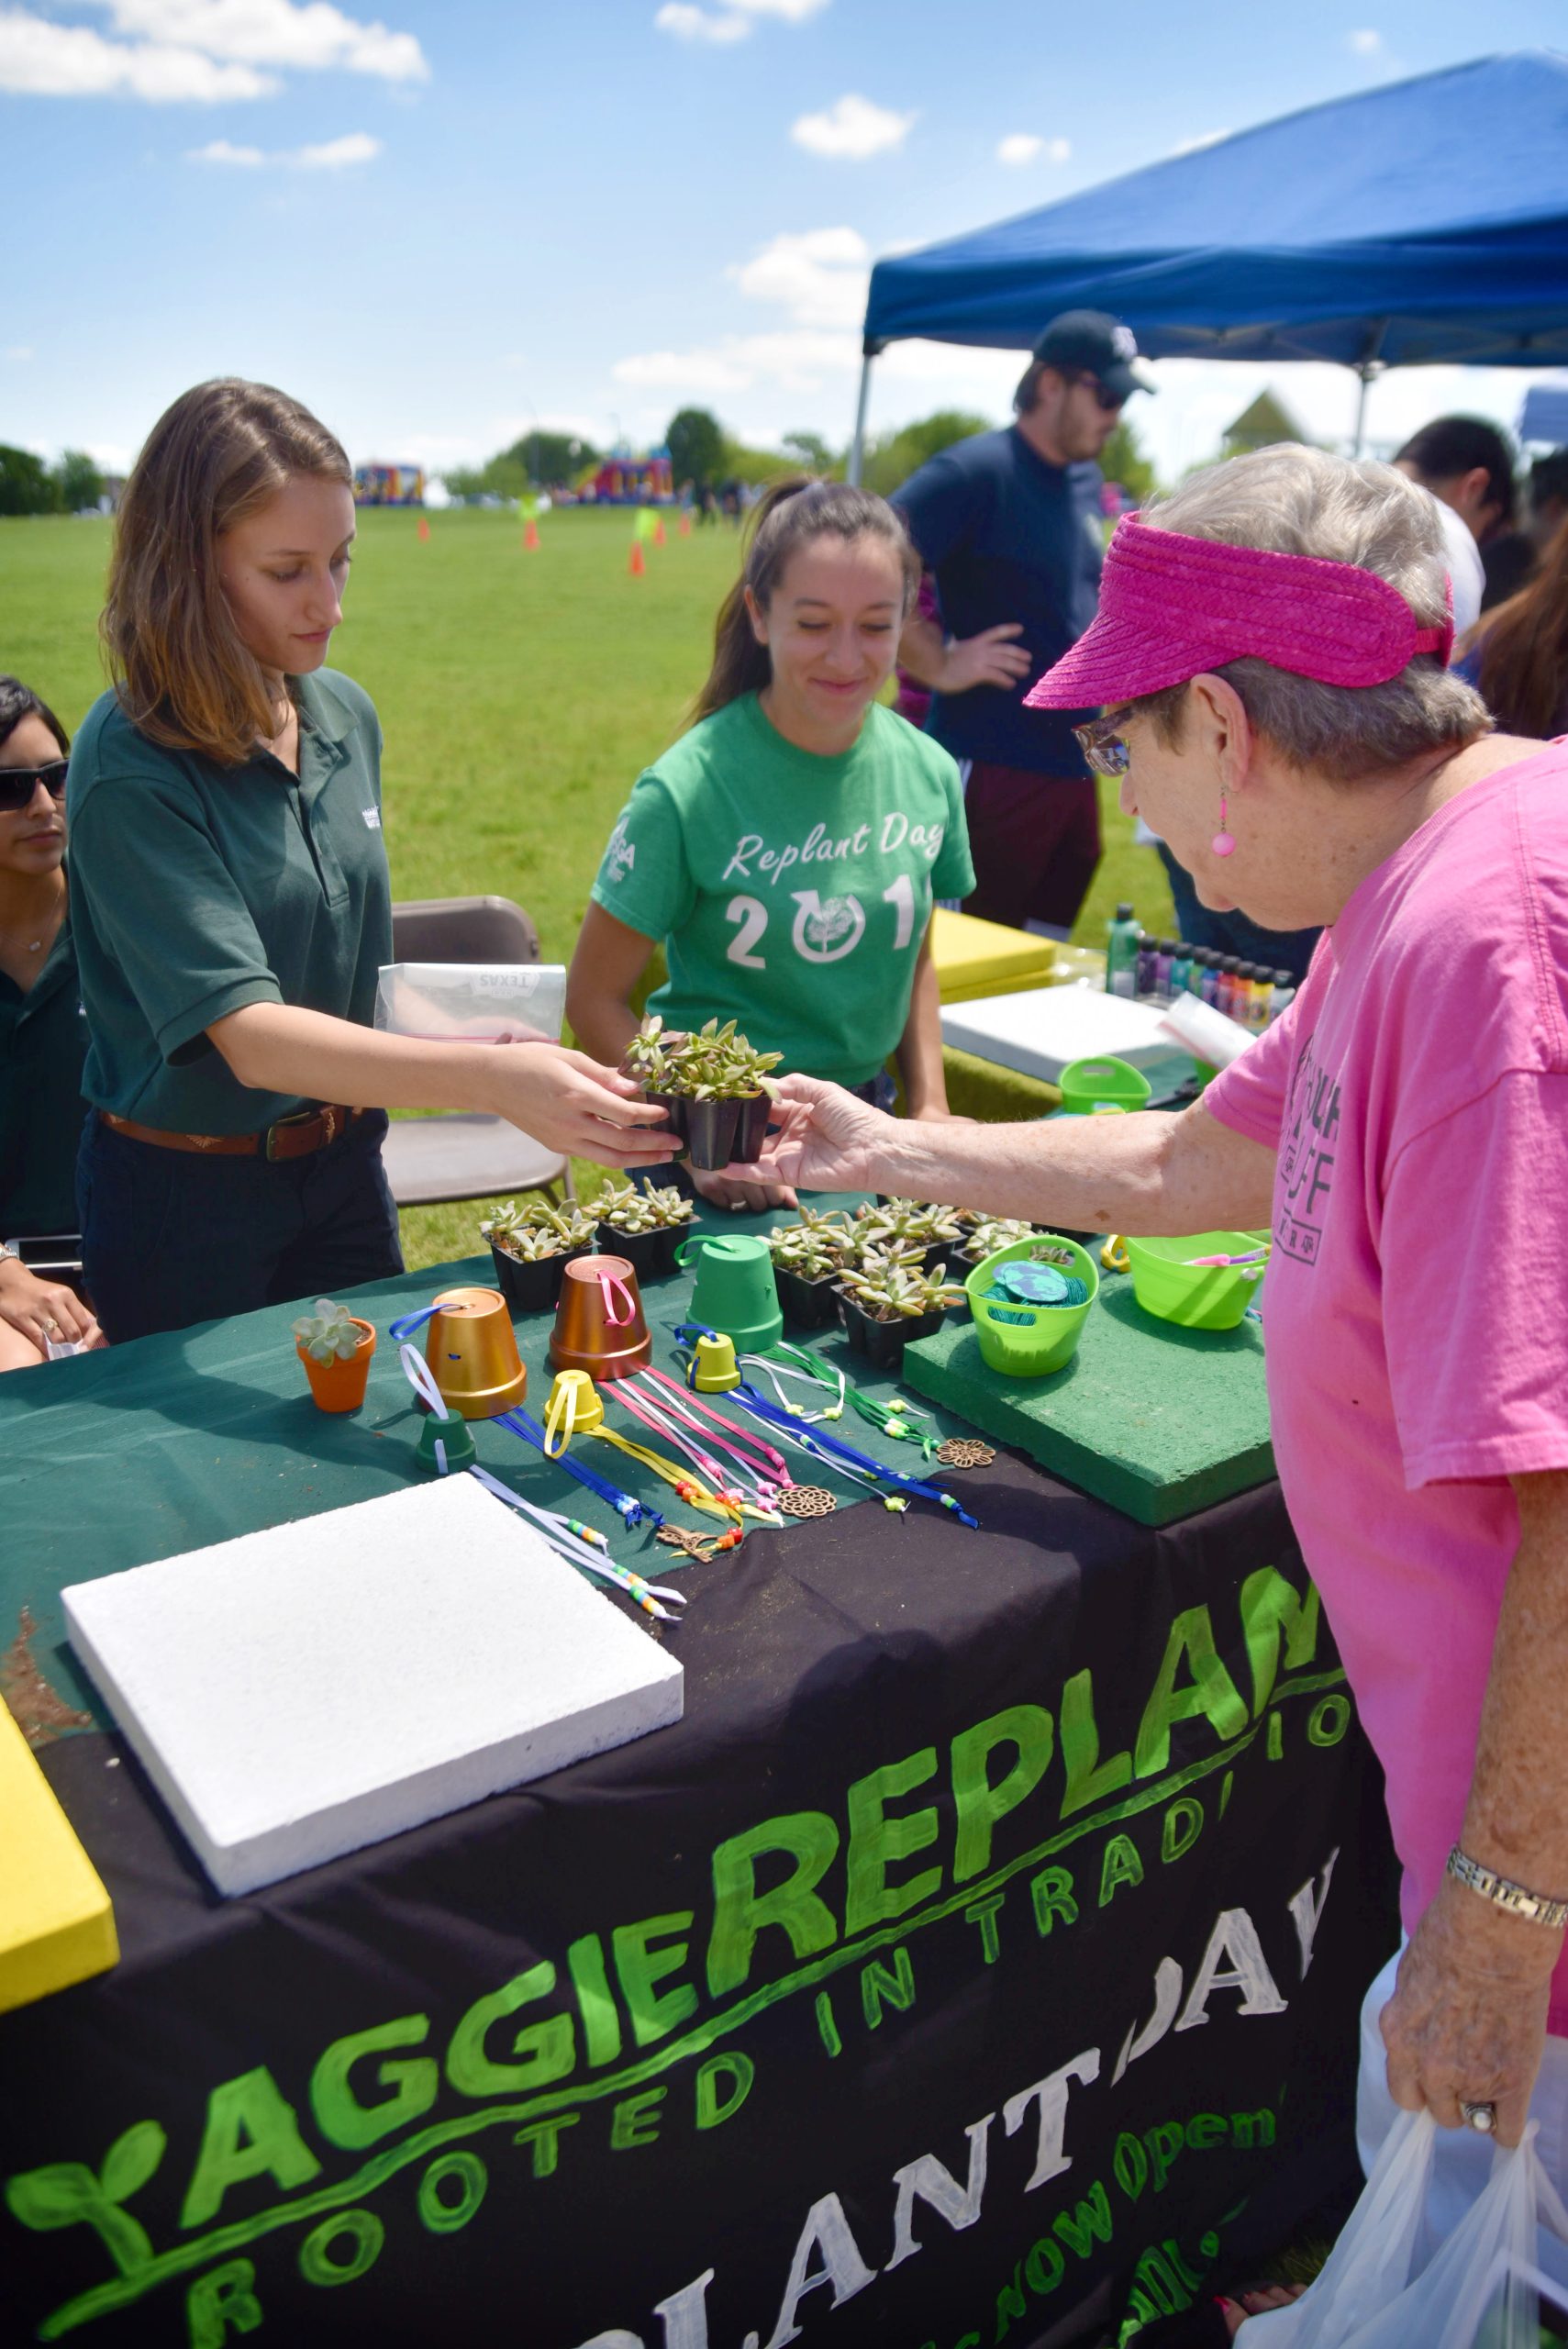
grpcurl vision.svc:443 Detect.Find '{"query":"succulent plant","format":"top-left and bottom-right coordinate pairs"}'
top-left (836, 1256), bottom-right (964, 1323)
top-left (625, 1015), bottom-right (783, 1103)
top-left (962, 1217), bottom-right (1038, 1260)
top-left (292, 1297), bottom-right (364, 1363)
top-left (596, 1176), bottom-right (698, 1235)
top-left (851, 1197), bottom-right (964, 1253)
top-left (481, 1197), bottom-right (597, 1262)
top-left (767, 1226), bottom-right (844, 1281)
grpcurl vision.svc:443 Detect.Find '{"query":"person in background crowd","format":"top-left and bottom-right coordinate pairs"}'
top-left (1528, 450), bottom-right (1568, 553)
top-left (744, 445), bottom-right (1568, 2308)
top-left (1394, 414), bottom-right (1532, 610)
top-left (892, 310), bottom-right (1151, 938)
top-left (568, 478), bottom-right (973, 1214)
top-left (1457, 514), bottom-right (1568, 739)
top-left (0, 679), bottom-right (103, 1370)
top-left (69, 378), bottom-right (672, 1344)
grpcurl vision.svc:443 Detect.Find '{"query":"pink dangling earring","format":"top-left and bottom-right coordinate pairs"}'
top-left (1212, 793), bottom-right (1236, 858)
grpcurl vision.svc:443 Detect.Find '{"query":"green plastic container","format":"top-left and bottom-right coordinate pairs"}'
top-left (965, 1234), bottom-right (1099, 1378)
top-left (676, 1232), bottom-right (784, 1354)
top-left (1121, 1230), bottom-right (1265, 1331)
top-left (1058, 1055), bottom-right (1152, 1115)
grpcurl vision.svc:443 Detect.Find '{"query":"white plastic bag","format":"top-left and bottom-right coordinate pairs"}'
top-left (374, 962), bottom-right (566, 1044)
top-left (1246, 2109), bottom-right (1568, 2348)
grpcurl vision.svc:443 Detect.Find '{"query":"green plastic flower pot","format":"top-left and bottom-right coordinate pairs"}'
top-left (1121, 1231), bottom-right (1265, 1331)
top-left (965, 1234), bottom-right (1098, 1379)
top-left (676, 1231), bottom-right (784, 1353)
top-left (1057, 1056), bottom-right (1151, 1115)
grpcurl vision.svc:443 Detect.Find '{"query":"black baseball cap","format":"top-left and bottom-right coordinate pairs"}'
top-left (1032, 310), bottom-right (1153, 403)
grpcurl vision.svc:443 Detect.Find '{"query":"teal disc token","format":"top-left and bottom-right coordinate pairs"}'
top-left (996, 1261), bottom-right (1069, 1305)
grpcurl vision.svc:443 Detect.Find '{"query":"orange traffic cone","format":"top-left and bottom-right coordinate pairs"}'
top-left (628, 540), bottom-right (646, 577)
top-left (653, 516), bottom-right (666, 547)
top-left (678, 510), bottom-right (692, 538)
top-left (417, 515), bottom-right (430, 543)
top-left (523, 517), bottom-right (540, 551)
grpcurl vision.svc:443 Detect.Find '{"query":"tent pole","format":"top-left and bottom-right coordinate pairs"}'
top-left (848, 345), bottom-right (877, 485)
top-left (1351, 364), bottom-right (1374, 459)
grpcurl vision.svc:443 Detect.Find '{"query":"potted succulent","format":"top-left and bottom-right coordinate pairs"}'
top-left (594, 1176), bottom-right (695, 1280)
top-left (481, 1197), bottom-right (598, 1314)
top-left (293, 1297), bottom-right (377, 1412)
top-left (767, 1206), bottom-right (854, 1329)
top-left (850, 1196), bottom-right (964, 1275)
top-left (959, 1216), bottom-right (1040, 1267)
top-left (624, 1016), bottom-right (784, 1172)
top-left (834, 1249), bottom-right (964, 1372)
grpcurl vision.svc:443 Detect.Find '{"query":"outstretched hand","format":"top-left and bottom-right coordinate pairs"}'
top-left (728, 1074), bottom-right (894, 1195)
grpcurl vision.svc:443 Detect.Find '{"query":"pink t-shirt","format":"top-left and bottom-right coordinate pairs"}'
top-left (1206, 743), bottom-right (1568, 2026)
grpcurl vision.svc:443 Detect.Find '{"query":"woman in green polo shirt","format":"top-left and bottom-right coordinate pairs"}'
top-left (567, 479), bottom-right (974, 1211)
top-left (0, 679), bottom-right (103, 1370)
top-left (70, 379), bottom-right (671, 1342)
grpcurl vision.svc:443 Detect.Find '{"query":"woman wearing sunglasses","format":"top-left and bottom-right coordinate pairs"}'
top-left (0, 678), bottom-right (103, 1368)
top-left (67, 379), bottom-right (671, 1343)
top-left (749, 444), bottom-right (1568, 2310)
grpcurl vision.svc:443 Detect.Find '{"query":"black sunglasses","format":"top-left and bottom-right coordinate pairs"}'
top-left (0, 759), bottom-right (68, 813)
top-left (1072, 373), bottom-right (1126, 415)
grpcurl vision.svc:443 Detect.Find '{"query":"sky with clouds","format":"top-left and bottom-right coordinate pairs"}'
top-left (5, 0), bottom-right (1567, 486)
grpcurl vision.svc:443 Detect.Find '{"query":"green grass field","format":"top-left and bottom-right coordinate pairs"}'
top-left (0, 504), bottom-right (1173, 1265)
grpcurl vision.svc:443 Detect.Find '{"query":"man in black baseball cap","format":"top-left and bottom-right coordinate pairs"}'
top-left (892, 308), bottom-right (1152, 933)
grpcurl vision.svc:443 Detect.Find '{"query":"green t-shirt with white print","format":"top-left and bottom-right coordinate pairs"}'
top-left (591, 692), bottom-right (974, 1087)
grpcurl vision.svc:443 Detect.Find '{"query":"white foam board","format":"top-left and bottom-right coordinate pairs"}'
top-left (62, 1477), bottom-right (683, 1896)
top-left (940, 985), bottom-right (1179, 1085)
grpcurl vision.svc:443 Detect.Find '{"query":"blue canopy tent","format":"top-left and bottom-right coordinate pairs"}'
top-left (851, 50), bottom-right (1568, 479)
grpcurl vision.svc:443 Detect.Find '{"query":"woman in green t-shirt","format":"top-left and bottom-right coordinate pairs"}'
top-left (69, 379), bottom-right (672, 1342)
top-left (568, 480), bottom-right (975, 1210)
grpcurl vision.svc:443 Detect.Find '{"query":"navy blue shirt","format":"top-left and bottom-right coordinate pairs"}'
top-left (894, 425), bottom-right (1104, 775)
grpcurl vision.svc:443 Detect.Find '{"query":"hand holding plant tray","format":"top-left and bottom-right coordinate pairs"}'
top-left (624, 1017), bottom-right (784, 1172)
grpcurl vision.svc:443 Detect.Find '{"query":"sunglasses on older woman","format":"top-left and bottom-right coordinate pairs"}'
top-left (0, 759), bottom-right (69, 813)
top-left (1073, 716), bottom-right (1131, 778)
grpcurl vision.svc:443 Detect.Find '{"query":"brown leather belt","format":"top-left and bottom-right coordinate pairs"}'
top-left (98, 1105), bottom-right (364, 1162)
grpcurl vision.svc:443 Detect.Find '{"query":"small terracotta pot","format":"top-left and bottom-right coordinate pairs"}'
top-left (297, 1318), bottom-right (376, 1412)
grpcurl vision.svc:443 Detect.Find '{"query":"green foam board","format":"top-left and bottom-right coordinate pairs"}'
top-left (901, 1279), bottom-right (1273, 1527)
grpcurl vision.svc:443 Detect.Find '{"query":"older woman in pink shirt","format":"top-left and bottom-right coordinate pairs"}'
top-left (747, 443), bottom-right (1568, 2308)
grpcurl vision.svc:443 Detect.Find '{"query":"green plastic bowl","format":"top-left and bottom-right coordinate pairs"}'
top-left (965, 1234), bottom-right (1099, 1378)
top-left (1122, 1230), bottom-right (1265, 1331)
top-left (1058, 1055), bottom-right (1152, 1115)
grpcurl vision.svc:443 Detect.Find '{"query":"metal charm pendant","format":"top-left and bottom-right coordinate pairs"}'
top-left (936, 1439), bottom-right (995, 1469)
top-left (656, 1525), bottom-right (713, 1558)
top-left (778, 1485), bottom-right (837, 1518)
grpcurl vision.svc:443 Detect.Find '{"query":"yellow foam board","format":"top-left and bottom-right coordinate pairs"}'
top-left (930, 908), bottom-right (1056, 1003)
top-left (0, 1701), bottom-right (117, 2013)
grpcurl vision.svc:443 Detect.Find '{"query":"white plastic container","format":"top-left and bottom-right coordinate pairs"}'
top-left (375, 961), bottom-right (566, 1044)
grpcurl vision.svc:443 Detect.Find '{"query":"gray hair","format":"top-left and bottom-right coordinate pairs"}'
top-left (1129, 444), bottom-right (1490, 778)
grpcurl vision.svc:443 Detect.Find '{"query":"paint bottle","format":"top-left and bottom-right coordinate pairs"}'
top-left (1155, 939), bottom-right (1175, 999)
top-left (1169, 941), bottom-right (1193, 997)
top-left (1269, 968), bottom-right (1296, 1023)
top-left (1106, 902), bottom-right (1141, 999)
top-left (1218, 957), bottom-right (1243, 1019)
top-left (1198, 950), bottom-right (1222, 1008)
top-left (1234, 963), bottom-right (1258, 1027)
top-left (1251, 966), bottom-right (1275, 1030)
top-left (1136, 935), bottom-right (1159, 997)
top-left (1185, 945), bottom-right (1207, 998)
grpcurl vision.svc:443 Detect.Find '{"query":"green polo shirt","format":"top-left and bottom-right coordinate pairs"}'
top-left (0, 901), bottom-right (88, 1236)
top-left (67, 670), bottom-right (391, 1134)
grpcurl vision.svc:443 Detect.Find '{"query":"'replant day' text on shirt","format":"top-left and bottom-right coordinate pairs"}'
top-left (590, 693), bottom-right (975, 1087)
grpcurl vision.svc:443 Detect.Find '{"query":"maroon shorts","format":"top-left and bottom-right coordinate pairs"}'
top-left (959, 763), bottom-right (1101, 933)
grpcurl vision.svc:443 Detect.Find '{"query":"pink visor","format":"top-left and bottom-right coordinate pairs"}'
top-left (1025, 513), bottom-right (1454, 709)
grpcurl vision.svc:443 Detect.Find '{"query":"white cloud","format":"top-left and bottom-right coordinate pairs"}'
top-left (995, 131), bottom-right (1069, 167)
top-left (0, 10), bottom-right (277, 98)
top-left (728, 226), bottom-right (869, 329)
top-left (791, 92), bottom-right (914, 161)
top-left (1347, 28), bottom-right (1381, 52)
top-left (654, 5), bottom-right (750, 41)
top-left (1169, 128), bottom-right (1230, 156)
top-left (614, 328), bottom-right (859, 396)
top-left (5, 343), bottom-right (36, 361)
top-left (188, 128), bottom-right (380, 165)
top-left (83, 0), bottom-right (427, 79)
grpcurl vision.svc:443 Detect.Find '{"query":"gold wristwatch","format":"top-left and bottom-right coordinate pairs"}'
top-left (1447, 1845), bottom-right (1568, 1930)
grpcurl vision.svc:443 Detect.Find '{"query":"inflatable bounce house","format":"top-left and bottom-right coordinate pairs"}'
top-left (353, 462), bottom-right (427, 507)
top-left (584, 448), bottom-right (673, 505)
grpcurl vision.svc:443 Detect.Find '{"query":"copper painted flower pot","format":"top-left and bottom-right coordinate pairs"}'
top-left (424, 1286), bottom-right (528, 1419)
top-left (548, 1252), bottom-right (652, 1382)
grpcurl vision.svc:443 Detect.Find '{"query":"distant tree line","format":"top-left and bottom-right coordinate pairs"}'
top-left (0, 446), bottom-right (105, 518)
